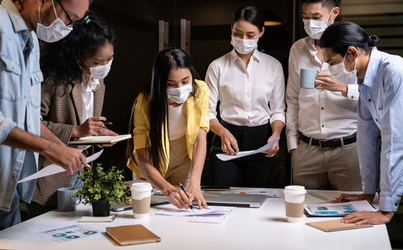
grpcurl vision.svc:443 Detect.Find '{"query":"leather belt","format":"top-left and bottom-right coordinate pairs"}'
top-left (300, 133), bottom-right (356, 148)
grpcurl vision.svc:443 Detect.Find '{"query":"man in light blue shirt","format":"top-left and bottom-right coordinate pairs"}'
top-left (320, 21), bottom-right (402, 224)
top-left (0, 0), bottom-right (89, 230)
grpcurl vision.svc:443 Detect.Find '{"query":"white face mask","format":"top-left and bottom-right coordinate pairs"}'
top-left (36, 0), bottom-right (73, 43)
top-left (79, 59), bottom-right (113, 80)
top-left (303, 8), bottom-right (334, 40)
top-left (328, 52), bottom-right (357, 85)
top-left (230, 35), bottom-right (259, 55)
top-left (167, 83), bottom-right (193, 104)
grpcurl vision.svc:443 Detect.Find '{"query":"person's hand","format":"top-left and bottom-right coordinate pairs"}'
top-left (315, 71), bottom-right (348, 94)
top-left (219, 128), bottom-right (239, 155)
top-left (290, 149), bottom-right (296, 156)
top-left (71, 116), bottom-right (107, 138)
top-left (163, 186), bottom-right (191, 209)
top-left (341, 211), bottom-right (394, 225)
top-left (98, 129), bottom-right (118, 147)
top-left (262, 135), bottom-right (280, 157)
top-left (186, 182), bottom-right (208, 209)
top-left (43, 143), bottom-right (86, 175)
top-left (332, 193), bottom-right (375, 204)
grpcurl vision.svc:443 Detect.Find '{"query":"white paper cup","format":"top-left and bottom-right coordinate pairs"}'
top-left (130, 183), bottom-right (152, 219)
top-left (283, 185), bottom-right (306, 223)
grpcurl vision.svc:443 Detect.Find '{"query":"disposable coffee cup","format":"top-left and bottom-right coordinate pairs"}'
top-left (283, 185), bottom-right (306, 223)
top-left (300, 69), bottom-right (318, 89)
top-left (130, 183), bottom-right (152, 219)
top-left (57, 187), bottom-right (81, 212)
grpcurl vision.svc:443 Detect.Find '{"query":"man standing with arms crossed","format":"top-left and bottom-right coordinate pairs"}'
top-left (0, 0), bottom-right (90, 230)
top-left (286, 0), bottom-right (362, 190)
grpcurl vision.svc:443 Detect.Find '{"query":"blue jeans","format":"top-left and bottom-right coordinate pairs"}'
top-left (0, 189), bottom-right (21, 230)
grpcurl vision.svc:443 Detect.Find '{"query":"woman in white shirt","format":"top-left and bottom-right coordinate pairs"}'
top-left (205, 5), bottom-right (285, 187)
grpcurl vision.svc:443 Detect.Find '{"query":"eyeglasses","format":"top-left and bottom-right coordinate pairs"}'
top-left (56, 0), bottom-right (75, 27)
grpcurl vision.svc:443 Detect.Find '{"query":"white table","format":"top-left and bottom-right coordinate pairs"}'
top-left (0, 188), bottom-right (391, 250)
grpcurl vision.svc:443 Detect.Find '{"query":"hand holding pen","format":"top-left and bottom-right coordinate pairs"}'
top-left (180, 183), bottom-right (194, 210)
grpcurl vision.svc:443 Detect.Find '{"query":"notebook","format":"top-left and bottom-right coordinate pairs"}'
top-left (306, 219), bottom-right (373, 232)
top-left (68, 134), bottom-right (132, 145)
top-left (105, 224), bottom-right (161, 246)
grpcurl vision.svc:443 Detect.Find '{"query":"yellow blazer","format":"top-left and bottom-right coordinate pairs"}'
top-left (127, 80), bottom-right (210, 178)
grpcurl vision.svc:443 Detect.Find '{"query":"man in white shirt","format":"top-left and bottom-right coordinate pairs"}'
top-left (286, 0), bottom-right (362, 190)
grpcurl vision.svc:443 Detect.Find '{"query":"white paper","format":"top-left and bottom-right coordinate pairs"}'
top-left (19, 223), bottom-right (103, 243)
top-left (304, 200), bottom-right (377, 217)
top-left (156, 204), bottom-right (235, 217)
top-left (17, 149), bottom-right (103, 183)
top-left (221, 190), bottom-right (281, 198)
top-left (217, 136), bottom-right (280, 161)
top-left (68, 134), bottom-right (131, 145)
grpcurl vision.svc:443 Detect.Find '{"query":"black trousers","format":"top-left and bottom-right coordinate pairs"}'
top-left (209, 120), bottom-right (275, 188)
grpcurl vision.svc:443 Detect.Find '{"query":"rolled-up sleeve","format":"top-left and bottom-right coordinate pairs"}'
top-left (205, 62), bottom-right (220, 121)
top-left (0, 111), bottom-right (17, 144)
top-left (269, 61), bottom-right (285, 125)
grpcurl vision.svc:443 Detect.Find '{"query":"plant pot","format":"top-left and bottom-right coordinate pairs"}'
top-left (92, 199), bottom-right (111, 216)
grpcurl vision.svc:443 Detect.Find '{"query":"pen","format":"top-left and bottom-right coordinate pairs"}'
top-left (179, 183), bottom-right (194, 210)
top-left (344, 197), bottom-right (359, 200)
top-left (102, 120), bottom-right (113, 125)
top-left (83, 162), bottom-right (91, 168)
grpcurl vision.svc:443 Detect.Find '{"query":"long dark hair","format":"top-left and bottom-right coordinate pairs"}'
top-left (126, 48), bottom-right (200, 173)
top-left (320, 21), bottom-right (380, 56)
top-left (232, 5), bottom-right (265, 32)
top-left (40, 11), bottom-right (116, 93)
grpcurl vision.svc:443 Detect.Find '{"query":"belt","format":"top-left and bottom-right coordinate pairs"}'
top-left (300, 133), bottom-right (356, 148)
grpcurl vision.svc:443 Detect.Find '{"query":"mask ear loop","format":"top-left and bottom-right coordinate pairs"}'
top-left (38, 4), bottom-right (41, 23)
top-left (51, 0), bottom-right (59, 19)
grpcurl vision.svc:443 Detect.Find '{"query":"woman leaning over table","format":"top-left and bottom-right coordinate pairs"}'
top-left (26, 12), bottom-right (118, 218)
top-left (127, 48), bottom-right (209, 209)
top-left (206, 5), bottom-right (285, 188)
top-left (319, 21), bottom-right (403, 224)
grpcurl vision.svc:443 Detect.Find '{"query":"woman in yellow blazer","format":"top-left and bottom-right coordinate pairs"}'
top-left (127, 48), bottom-right (209, 209)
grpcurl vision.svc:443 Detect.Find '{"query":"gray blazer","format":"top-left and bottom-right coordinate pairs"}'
top-left (31, 77), bottom-right (105, 208)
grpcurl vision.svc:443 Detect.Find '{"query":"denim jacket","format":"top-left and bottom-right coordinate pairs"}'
top-left (0, 0), bottom-right (43, 211)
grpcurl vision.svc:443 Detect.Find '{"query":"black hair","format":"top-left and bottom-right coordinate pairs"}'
top-left (40, 11), bottom-right (116, 93)
top-left (126, 48), bottom-right (200, 173)
top-left (301, 0), bottom-right (340, 10)
top-left (232, 5), bottom-right (265, 32)
top-left (320, 21), bottom-right (380, 56)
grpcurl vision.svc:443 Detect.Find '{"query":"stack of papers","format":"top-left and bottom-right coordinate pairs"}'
top-left (156, 205), bottom-right (235, 224)
top-left (156, 205), bottom-right (234, 217)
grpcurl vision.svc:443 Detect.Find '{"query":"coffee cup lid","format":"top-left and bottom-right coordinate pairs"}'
top-left (131, 182), bottom-right (152, 191)
top-left (283, 185), bottom-right (306, 194)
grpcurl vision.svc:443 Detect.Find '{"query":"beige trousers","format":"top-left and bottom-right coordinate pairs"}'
top-left (164, 135), bottom-right (191, 186)
top-left (292, 140), bottom-right (362, 191)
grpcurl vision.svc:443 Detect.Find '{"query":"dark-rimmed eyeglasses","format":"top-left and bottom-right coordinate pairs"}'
top-left (56, 0), bottom-right (76, 27)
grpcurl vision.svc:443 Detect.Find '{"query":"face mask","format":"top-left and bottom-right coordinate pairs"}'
top-left (303, 8), bottom-right (334, 40)
top-left (328, 52), bottom-right (357, 85)
top-left (79, 58), bottom-right (113, 80)
top-left (230, 35), bottom-right (259, 55)
top-left (167, 83), bottom-right (193, 104)
top-left (36, 0), bottom-right (73, 43)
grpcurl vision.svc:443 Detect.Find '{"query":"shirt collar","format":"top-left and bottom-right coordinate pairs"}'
top-left (362, 47), bottom-right (380, 88)
top-left (2, 0), bottom-right (29, 33)
top-left (229, 49), bottom-right (261, 65)
top-left (305, 37), bottom-right (318, 57)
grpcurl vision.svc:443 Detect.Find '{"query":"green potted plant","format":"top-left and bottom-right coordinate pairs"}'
top-left (73, 163), bottom-right (130, 216)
